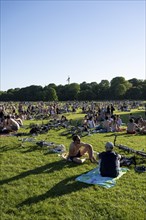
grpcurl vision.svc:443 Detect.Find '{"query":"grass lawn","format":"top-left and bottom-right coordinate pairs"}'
top-left (0, 109), bottom-right (146, 220)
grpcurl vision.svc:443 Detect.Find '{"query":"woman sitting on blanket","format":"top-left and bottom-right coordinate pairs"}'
top-left (98, 142), bottom-right (121, 178)
top-left (67, 135), bottom-right (97, 164)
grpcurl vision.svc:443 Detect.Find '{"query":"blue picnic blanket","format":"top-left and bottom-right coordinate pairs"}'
top-left (76, 167), bottom-right (129, 188)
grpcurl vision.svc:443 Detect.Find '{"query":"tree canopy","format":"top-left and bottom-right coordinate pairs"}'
top-left (0, 77), bottom-right (145, 101)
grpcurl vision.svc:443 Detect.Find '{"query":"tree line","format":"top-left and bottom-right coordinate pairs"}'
top-left (0, 77), bottom-right (145, 101)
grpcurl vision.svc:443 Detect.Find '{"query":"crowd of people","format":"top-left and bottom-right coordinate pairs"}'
top-left (0, 101), bottom-right (146, 134)
top-left (0, 101), bottom-right (145, 177)
top-left (80, 105), bottom-right (146, 134)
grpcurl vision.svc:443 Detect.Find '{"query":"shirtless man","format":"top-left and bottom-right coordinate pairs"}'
top-left (127, 118), bottom-right (138, 134)
top-left (67, 135), bottom-right (97, 164)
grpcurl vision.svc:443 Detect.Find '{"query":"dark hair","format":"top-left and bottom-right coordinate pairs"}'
top-left (129, 118), bottom-right (134, 123)
top-left (6, 115), bottom-right (11, 119)
top-left (72, 135), bottom-right (80, 142)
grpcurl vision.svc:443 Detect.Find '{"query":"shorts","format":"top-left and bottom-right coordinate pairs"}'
top-left (127, 131), bottom-right (136, 134)
top-left (69, 151), bottom-right (82, 161)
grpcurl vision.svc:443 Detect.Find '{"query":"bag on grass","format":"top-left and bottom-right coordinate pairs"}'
top-left (120, 156), bottom-right (136, 167)
top-left (135, 166), bottom-right (146, 173)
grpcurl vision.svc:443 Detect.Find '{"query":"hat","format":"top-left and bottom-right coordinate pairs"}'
top-left (105, 142), bottom-right (114, 150)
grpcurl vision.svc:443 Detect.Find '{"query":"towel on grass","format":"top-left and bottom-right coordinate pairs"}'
top-left (76, 167), bottom-right (129, 188)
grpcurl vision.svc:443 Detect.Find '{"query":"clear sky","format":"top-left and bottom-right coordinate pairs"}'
top-left (0, 0), bottom-right (145, 91)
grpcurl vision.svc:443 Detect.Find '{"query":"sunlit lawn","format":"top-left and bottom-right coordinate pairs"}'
top-left (0, 109), bottom-right (146, 220)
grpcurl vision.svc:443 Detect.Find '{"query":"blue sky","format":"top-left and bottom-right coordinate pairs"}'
top-left (1, 0), bottom-right (145, 91)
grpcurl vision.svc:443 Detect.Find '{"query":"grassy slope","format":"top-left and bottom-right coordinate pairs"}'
top-left (0, 109), bottom-right (146, 220)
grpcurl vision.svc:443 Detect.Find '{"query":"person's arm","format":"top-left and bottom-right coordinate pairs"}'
top-left (68, 143), bottom-right (76, 157)
top-left (117, 153), bottom-right (121, 160)
top-left (11, 119), bottom-right (20, 128)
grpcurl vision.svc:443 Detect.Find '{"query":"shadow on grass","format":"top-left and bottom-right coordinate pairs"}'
top-left (21, 144), bottom-right (43, 153)
top-left (0, 160), bottom-right (80, 186)
top-left (103, 132), bottom-right (144, 138)
top-left (103, 133), bottom-right (126, 137)
top-left (0, 143), bottom-right (46, 154)
top-left (17, 175), bottom-right (90, 207)
top-left (0, 144), bottom-right (24, 153)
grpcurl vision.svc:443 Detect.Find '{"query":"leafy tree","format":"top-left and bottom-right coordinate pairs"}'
top-left (125, 86), bottom-right (143, 100)
top-left (110, 77), bottom-right (132, 99)
top-left (98, 80), bottom-right (110, 100)
top-left (115, 84), bottom-right (127, 98)
top-left (80, 82), bottom-right (91, 91)
top-left (99, 80), bottom-right (110, 88)
top-left (15, 85), bottom-right (43, 101)
top-left (141, 80), bottom-right (146, 100)
top-left (0, 77), bottom-right (145, 101)
top-left (47, 83), bottom-right (57, 89)
top-left (56, 85), bottom-right (65, 101)
top-left (89, 82), bottom-right (99, 100)
top-left (43, 86), bottom-right (58, 101)
top-left (67, 83), bottom-right (80, 100)
top-left (0, 92), bottom-right (9, 101)
top-left (77, 90), bottom-right (95, 101)
top-left (128, 78), bottom-right (143, 87)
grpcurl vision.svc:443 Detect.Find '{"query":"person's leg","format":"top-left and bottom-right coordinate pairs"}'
top-left (72, 157), bottom-right (86, 164)
top-left (68, 151), bottom-right (86, 164)
top-left (81, 145), bottom-right (97, 162)
top-left (11, 125), bottom-right (19, 131)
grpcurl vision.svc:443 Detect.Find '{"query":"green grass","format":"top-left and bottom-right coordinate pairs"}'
top-left (0, 109), bottom-right (146, 220)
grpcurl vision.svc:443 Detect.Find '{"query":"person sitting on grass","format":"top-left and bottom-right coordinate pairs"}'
top-left (67, 135), bottom-right (97, 164)
top-left (98, 142), bottom-right (121, 178)
top-left (3, 115), bottom-right (20, 132)
top-left (14, 114), bottom-right (23, 127)
top-left (102, 116), bottom-right (111, 132)
top-left (81, 115), bottom-right (89, 132)
top-left (139, 124), bottom-right (146, 134)
top-left (111, 116), bottom-right (119, 132)
top-left (127, 118), bottom-right (138, 134)
top-left (87, 116), bottom-right (96, 129)
top-left (60, 115), bottom-right (69, 128)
